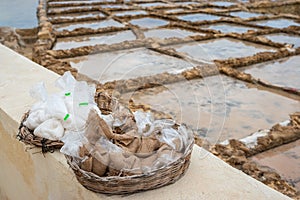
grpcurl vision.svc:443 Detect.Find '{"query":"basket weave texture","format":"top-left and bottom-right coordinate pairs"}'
top-left (17, 92), bottom-right (194, 194)
top-left (17, 111), bottom-right (64, 153)
top-left (65, 140), bottom-right (193, 195)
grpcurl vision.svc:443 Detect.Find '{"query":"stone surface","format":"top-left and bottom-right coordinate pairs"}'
top-left (0, 44), bottom-right (291, 199)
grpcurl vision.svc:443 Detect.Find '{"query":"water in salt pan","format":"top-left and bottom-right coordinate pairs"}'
top-left (139, 2), bottom-right (167, 7)
top-left (263, 33), bottom-right (300, 48)
top-left (114, 10), bottom-right (147, 17)
top-left (202, 23), bottom-right (258, 34)
top-left (101, 4), bottom-right (128, 9)
top-left (177, 13), bottom-right (221, 22)
top-left (48, 6), bottom-right (93, 13)
top-left (164, 8), bottom-right (185, 14)
top-left (251, 140), bottom-right (300, 191)
top-left (53, 30), bottom-right (136, 50)
top-left (174, 2), bottom-right (199, 5)
top-left (211, 1), bottom-right (236, 7)
top-left (48, 1), bottom-right (89, 5)
top-left (172, 38), bottom-right (276, 62)
top-left (54, 19), bottom-right (124, 32)
top-left (252, 18), bottom-right (300, 29)
top-left (49, 12), bottom-right (105, 21)
top-left (120, 75), bottom-right (300, 142)
top-left (65, 48), bottom-right (193, 83)
top-left (0, 0), bottom-right (38, 28)
top-left (144, 28), bottom-right (201, 39)
top-left (242, 56), bottom-right (300, 90)
top-left (229, 11), bottom-right (263, 19)
top-left (129, 17), bottom-right (169, 29)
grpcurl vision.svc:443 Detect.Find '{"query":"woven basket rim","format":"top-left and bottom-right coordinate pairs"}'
top-left (67, 139), bottom-right (193, 180)
top-left (17, 111), bottom-right (64, 153)
top-left (65, 139), bottom-right (194, 194)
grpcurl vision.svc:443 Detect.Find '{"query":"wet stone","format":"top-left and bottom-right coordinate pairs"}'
top-left (252, 18), bottom-right (300, 29)
top-left (202, 23), bottom-right (258, 34)
top-left (172, 38), bottom-right (276, 62)
top-left (129, 17), bottom-right (169, 29)
top-left (52, 30), bottom-right (136, 50)
top-left (242, 56), bottom-right (300, 90)
top-left (177, 13), bottom-right (221, 22)
top-left (53, 19), bottom-right (124, 32)
top-left (144, 28), bottom-right (201, 39)
top-left (251, 140), bottom-right (300, 191)
top-left (65, 48), bottom-right (194, 83)
top-left (263, 33), bottom-right (300, 48)
top-left (121, 75), bottom-right (300, 142)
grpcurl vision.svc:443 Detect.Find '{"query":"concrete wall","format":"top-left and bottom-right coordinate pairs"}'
top-left (0, 44), bottom-right (291, 200)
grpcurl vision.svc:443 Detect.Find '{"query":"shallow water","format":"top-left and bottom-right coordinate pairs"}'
top-left (48, 1), bottom-right (88, 5)
top-left (252, 18), bottom-right (300, 29)
top-left (172, 38), bottom-right (276, 62)
top-left (129, 17), bottom-right (169, 29)
top-left (101, 4), bottom-right (128, 9)
top-left (229, 11), bottom-right (263, 19)
top-left (144, 28), bottom-right (201, 39)
top-left (252, 140), bottom-right (300, 191)
top-left (263, 33), bottom-right (300, 48)
top-left (49, 12), bottom-right (105, 21)
top-left (120, 75), bottom-right (300, 142)
top-left (139, 2), bottom-right (167, 7)
top-left (211, 1), bottom-right (236, 7)
top-left (242, 56), bottom-right (300, 90)
top-left (174, 2), bottom-right (199, 5)
top-left (164, 8), bottom-right (185, 14)
top-left (202, 23), bottom-right (258, 34)
top-left (177, 13), bottom-right (221, 22)
top-left (0, 0), bottom-right (38, 28)
top-left (65, 48), bottom-right (194, 83)
top-left (54, 19), bottom-right (124, 32)
top-left (53, 30), bottom-right (136, 50)
top-left (48, 6), bottom-right (93, 13)
top-left (114, 10), bottom-right (147, 17)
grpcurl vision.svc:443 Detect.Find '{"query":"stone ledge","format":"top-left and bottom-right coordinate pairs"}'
top-left (0, 44), bottom-right (290, 200)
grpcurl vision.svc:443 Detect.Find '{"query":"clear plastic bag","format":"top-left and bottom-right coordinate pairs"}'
top-left (46, 94), bottom-right (68, 120)
top-left (60, 130), bottom-right (85, 158)
top-left (134, 110), bottom-right (154, 135)
top-left (34, 118), bottom-right (64, 140)
top-left (59, 73), bottom-right (98, 131)
top-left (74, 107), bottom-right (193, 177)
top-left (25, 71), bottom-right (99, 141)
top-left (24, 109), bottom-right (50, 130)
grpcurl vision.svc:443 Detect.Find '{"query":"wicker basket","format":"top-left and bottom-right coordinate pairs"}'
top-left (17, 111), bottom-right (64, 153)
top-left (66, 140), bottom-right (194, 195)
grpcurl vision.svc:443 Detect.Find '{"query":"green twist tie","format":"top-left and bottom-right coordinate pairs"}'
top-left (79, 102), bottom-right (89, 106)
top-left (64, 114), bottom-right (70, 121)
top-left (65, 92), bottom-right (71, 96)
